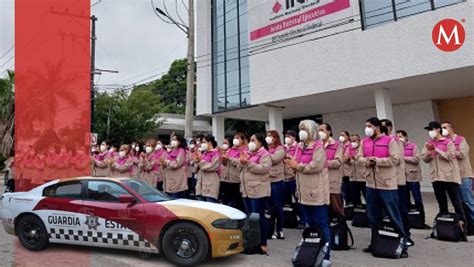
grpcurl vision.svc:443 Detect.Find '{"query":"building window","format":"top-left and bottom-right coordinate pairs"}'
top-left (360, 0), bottom-right (465, 29)
top-left (212, 0), bottom-right (250, 113)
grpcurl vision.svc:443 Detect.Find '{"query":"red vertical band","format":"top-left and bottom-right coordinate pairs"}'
top-left (15, 0), bottom-right (91, 191)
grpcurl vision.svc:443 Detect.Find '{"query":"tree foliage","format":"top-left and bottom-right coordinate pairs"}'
top-left (93, 87), bottom-right (163, 144)
top-left (0, 70), bottom-right (15, 157)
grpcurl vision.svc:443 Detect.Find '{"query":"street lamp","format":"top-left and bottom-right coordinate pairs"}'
top-left (154, 1), bottom-right (195, 141)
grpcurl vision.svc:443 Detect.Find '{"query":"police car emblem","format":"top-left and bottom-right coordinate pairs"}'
top-left (85, 215), bottom-right (101, 230)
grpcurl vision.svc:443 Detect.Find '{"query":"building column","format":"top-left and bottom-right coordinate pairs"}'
top-left (212, 116), bottom-right (225, 145)
top-left (374, 88), bottom-right (394, 123)
top-left (268, 107), bottom-right (284, 140)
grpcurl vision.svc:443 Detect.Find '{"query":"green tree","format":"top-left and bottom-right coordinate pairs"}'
top-left (0, 70), bottom-right (14, 157)
top-left (150, 59), bottom-right (188, 114)
top-left (93, 87), bottom-right (163, 144)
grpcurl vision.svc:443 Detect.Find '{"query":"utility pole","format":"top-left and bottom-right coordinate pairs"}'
top-left (184, 0), bottom-right (195, 140)
top-left (90, 15), bottom-right (97, 133)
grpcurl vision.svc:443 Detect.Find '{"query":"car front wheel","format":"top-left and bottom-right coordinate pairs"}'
top-left (16, 215), bottom-right (49, 251)
top-left (161, 222), bottom-right (210, 266)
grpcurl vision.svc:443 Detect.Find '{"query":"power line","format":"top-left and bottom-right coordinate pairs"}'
top-left (0, 45), bottom-right (14, 60)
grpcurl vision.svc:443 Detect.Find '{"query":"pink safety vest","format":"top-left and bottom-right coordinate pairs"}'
top-left (248, 147), bottom-right (270, 164)
top-left (453, 135), bottom-right (464, 152)
top-left (228, 147), bottom-right (246, 159)
top-left (286, 143), bottom-right (298, 157)
top-left (325, 140), bottom-right (340, 161)
top-left (167, 148), bottom-right (185, 161)
top-left (268, 145), bottom-right (284, 155)
top-left (115, 156), bottom-right (132, 174)
top-left (404, 142), bottom-right (416, 157)
top-left (295, 141), bottom-right (322, 164)
top-left (362, 135), bottom-right (392, 158)
top-left (428, 138), bottom-right (451, 153)
top-left (202, 149), bottom-right (221, 176)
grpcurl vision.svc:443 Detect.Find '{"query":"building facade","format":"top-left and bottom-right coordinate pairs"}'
top-left (196, 0), bottom-right (474, 190)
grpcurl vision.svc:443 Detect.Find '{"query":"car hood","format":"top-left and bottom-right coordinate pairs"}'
top-left (160, 199), bottom-right (246, 220)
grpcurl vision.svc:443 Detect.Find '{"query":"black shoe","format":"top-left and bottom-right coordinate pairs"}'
top-left (400, 250), bottom-right (409, 258)
top-left (406, 238), bottom-right (415, 247)
top-left (363, 246), bottom-right (372, 253)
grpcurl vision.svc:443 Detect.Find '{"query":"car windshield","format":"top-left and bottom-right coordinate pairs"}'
top-left (123, 180), bottom-right (171, 202)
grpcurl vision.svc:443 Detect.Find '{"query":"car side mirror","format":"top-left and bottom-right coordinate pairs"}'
top-left (118, 195), bottom-right (135, 204)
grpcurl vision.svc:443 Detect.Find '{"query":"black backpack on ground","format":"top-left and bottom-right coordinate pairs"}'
top-left (352, 204), bottom-right (369, 228)
top-left (265, 207), bottom-right (276, 239)
top-left (430, 212), bottom-right (467, 242)
top-left (408, 205), bottom-right (426, 229)
top-left (344, 203), bottom-right (354, 221)
top-left (371, 221), bottom-right (405, 259)
top-left (330, 215), bottom-right (354, 250)
top-left (292, 227), bottom-right (329, 267)
top-left (283, 204), bottom-right (299, 229)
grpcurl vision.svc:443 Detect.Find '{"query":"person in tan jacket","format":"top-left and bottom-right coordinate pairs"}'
top-left (110, 145), bottom-right (134, 178)
top-left (220, 133), bottom-right (247, 212)
top-left (266, 130), bottom-right (286, 239)
top-left (240, 133), bottom-right (272, 255)
top-left (348, 134), bottom-right (366, 206)
top-left (421, 121), bottom-right (466, 225)
top-left (396, 130), bottom-right (425, 215)
top-left (194, 134), bottom-right (220, 203)
top-left (319, 123), bottom-right (344, 217)
top-left (138, 139), bottom-right (160, 187)
top-left (442, 121), bottom-right (474, 225)
top-left (358, 117), bottom-right (409, 257)
top-left (285, 120), bottom-right (331, 265)
top-left (339, 130), bottom-right (353, 205)
top-left (159, 134), bottom-right (188, 199)
top-left (381, 119), bottom-right (411, 243)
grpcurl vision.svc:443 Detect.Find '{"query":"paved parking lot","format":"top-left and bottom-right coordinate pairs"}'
top-left (1, 179), bottom-right (473, 267)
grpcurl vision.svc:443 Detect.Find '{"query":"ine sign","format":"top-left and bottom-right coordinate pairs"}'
top-left (249, 0), bottom-right (352, 43)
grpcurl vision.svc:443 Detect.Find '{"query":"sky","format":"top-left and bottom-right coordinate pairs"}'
top-left (0, 0), bottom-right (188, 90)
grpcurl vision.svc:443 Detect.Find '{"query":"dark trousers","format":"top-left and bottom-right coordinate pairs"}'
top-left (350, 181), bottom-right (366, 206)
top-left (157, 181), bottom-right (164, 192)
top-left (407, 181), bottom-right (424, 210)
top-left (329, 193), bottom-right (344, 217)
top-left (341, 176), bottom-right (352, 204)
top-left (302, 204), bottom-right (331, 260)
top-left (283, 180), bottom-right (306, 224)
top-left (244, 197), bottom-right (268, 246)
top-left (432, 181), bottom-right (466, 222)
top-left (270, 181), bottom-right (285, 232)
top-left (187, 177), bottom-right (196, 199)
top-left (168, 191), bottom-right (186, 199)
top-left (366, 187), bottom-right (408, 240)
top-left (196, 196), bottom-right (218, 203)
top-left (398, 185), bottom-right (411, 237)
top-left (220, 182), bottom-right (245, 212)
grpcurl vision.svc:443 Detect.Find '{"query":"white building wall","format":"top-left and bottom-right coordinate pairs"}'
top-left (196, 0), bottom-right (213, 116)
top-left (249, 1), bottom-right (474, 105)
top-left (323, 100), bottom-right (438, 191)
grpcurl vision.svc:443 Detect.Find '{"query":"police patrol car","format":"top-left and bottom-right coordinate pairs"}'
top-left (0, 177), bottom-right (257, 266)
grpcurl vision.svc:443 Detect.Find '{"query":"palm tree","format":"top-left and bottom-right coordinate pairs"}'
top-left (0, 70), bottom-right (15, 157)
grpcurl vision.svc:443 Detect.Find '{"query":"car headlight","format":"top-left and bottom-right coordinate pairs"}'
top-left (212, 219), bottom-right (244, 230)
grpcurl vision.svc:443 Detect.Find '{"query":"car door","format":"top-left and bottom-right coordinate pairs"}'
top-left (35, 180), bottom-right (85, 245)
top-left (80, 180), bottom-right (151, 252)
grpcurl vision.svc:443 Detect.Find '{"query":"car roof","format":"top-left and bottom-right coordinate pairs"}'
top-left (57, 177), bottom-right (131, 183)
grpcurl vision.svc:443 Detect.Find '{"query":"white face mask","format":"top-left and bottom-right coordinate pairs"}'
top-left (135, 146), bottom-right (140, 152)
top-left (222, 144), bottom-right (229, 150)
top-left (365, 127), bottom-right (375, 137)
top-left (145, 146), bottom-right (153, 154)
top-left (351, 142), bottom-right (359, 149)
top-left (190, 144), bottom-right (195, 150)
top-left (299, 130), bottom-right (309, 141)
top-left (119, 151), bottom-right (126, 158)
top-left (200, 143), bottom-right (208, 152)
top-left (399, 137), bottom-right (406, 143)
top-left (156, 144), bottom-right (163, 151)
top-left (318, 131), bottom-right (327, 141)
top-left (339, 136), bottom-right (346, 143)
top-left (442, 128), bottom-right (449, 137)
top-left (109, 148), bottom-right (115, 153)
top-left (91, 148), bottom-right (96, 153)
top-left (248, 141), bottom-right (257, 152)
top-left (170, 140), bottom-right (178, 148)
top-left (100, 145), bottom-right (107, 152)
top-left (284, 137), bottom-right (292, 145)
top-left (265, 136), bottom-right (273, 145)
top-left (429, 130), bottom-right (438, 139)
top-left (131, 144), bottom-right (136, 149)
top-left (233, 138), bottom-right (240, 147)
